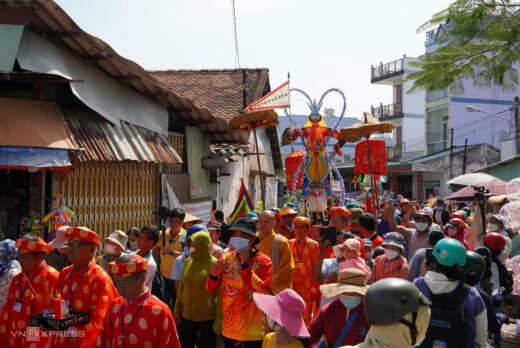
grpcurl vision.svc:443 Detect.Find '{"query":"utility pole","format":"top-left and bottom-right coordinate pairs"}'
top-left (462, 138), bottom-right (468, 174)
top-left (449, 128), bottom-right (454, 178)
top-left (515, 96), bottom-right (520, 155)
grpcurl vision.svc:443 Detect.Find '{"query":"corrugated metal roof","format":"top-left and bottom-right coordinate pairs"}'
top-left (409, 147), bottom-right (467, 164)
top-left (62, 108), bottom-right (181, 164)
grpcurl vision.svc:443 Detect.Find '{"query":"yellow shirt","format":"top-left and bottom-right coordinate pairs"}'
top-left (154, 227), bottom-right (185, 278)
top-left (262, 333), bottom-right (304, 348)
top-left (257, 230), bottom-right (295, 294)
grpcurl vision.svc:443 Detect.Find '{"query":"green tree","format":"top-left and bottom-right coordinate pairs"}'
top-left (406, 0), bottom-right (520, 94)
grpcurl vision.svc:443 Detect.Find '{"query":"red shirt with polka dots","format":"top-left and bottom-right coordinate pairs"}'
top-left (52, 260), bottom-right (118, 348)
top-left (97, 288), bottom-right (180, 348)
top-left (0, 261), bottom-right (59, 348)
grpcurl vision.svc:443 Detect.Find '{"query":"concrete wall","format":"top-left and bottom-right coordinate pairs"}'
top-left (412, 144), bottom-right (500, 195)
top-left (402, 115), bottom-right (425, 152)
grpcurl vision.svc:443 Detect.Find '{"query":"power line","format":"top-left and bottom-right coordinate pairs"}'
top-left (231, 0), bottom-right (240, 68)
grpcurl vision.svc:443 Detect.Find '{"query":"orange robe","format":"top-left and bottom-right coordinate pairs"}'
top-left (52, 260), bottom-right (118, 348)
top-left (96, 288), bottom-right (180, 348)
top-left (289, 237), bottom-right (320, 325)
top-left (0, 262), bottom-right (59, 348)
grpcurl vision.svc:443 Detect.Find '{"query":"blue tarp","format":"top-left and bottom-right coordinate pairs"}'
top-left (0, 146), bottom-right (71, 169)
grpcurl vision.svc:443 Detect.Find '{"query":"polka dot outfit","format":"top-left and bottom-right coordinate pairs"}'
top-left (52, 260), bottom-right (117, 348)
top-left (0, 262), bottom-right (59, 348)
top-left (97, 289), bottom-right (180, 348)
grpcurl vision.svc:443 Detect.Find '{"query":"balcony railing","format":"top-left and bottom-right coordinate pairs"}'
top-left (371, 58), bottom-right (404, 80)
top-left (427, 88), bottom-right (449, 102)
top-left (426, 132), bottom-right (448, 154)
top-left (371, 102), bottom-right (403, 119)
top-left (387, 145), bottom-right (402, 160)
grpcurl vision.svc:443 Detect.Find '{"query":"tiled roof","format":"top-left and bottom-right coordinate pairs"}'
top-left (149, 69), bottom-right (283, 172)
top-left (209, 143), bottom-right (249, 161)
top-left (149, 69), bottom-right (270, 124)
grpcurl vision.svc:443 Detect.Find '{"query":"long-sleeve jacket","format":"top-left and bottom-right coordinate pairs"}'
top-left (373, 254), bottom-right (410, 282)
top-left (206, 248), bottom-right (272, 341)
top-left (174, 231), bottom-right (217, 322)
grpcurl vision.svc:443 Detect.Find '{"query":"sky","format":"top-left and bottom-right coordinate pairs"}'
top-left (55, 0), bottom-right (454, 117)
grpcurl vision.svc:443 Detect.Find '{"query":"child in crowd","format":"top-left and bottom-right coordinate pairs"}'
top-left (373, 232), bottom-right (409, 282)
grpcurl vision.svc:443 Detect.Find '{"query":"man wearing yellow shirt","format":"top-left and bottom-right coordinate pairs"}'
top-left (257, 210), bottom-right (295, 295)
top-left (154, 208), bottom-right (186, 310)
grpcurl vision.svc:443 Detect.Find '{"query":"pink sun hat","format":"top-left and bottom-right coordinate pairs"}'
top-left (49, 225), bottom-right (71, 249)
top-left (253, 289), bottom-right (310, 338)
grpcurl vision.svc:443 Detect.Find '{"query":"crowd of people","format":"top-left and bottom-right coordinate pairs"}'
top-left (0, 196), bottom-right (519, 348)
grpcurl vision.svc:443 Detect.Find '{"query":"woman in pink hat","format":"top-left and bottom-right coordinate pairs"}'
top-left (253, 289), bottom-right (310, 348)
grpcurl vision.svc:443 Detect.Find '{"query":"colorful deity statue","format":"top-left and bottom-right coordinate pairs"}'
top-left (282, 89), bottom-right (346, 212)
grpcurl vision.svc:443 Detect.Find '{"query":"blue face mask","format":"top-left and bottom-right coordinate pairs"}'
top-left (183, 246), bottom-right (190, 257)
top-left (229, 237), bottom-right (249, 251)
top-left (338, 294), bottom-right (361, 309)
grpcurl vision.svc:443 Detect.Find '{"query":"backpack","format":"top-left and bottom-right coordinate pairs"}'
top-left (418, 284), bottom-right (469, 348)
top-left (151, 268), bottom-right (165, 300)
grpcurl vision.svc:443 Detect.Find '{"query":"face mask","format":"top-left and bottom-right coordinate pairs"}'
top-left (189, 247), bottom-right (195, 255)
top-left (333, 245), bottom-right (343, 258)
top-left (229, 237), bottom-right (249, 251)
top-left (183, 246), bottom-right (190, 257)
top-left (384, 249), bottom-right (399, 260)
top-left (128, 241), bottom-right (138, 250)
top-left (487, 223), bottom-right (498, 232)
top-left (266, 316), bottom-right (282, 331)
top-left (415, 222), bottom-right (429, 231)
top-left (365, 251), bottom-right (373, 259)
top-left (338, 294), bottom-right (361, 309)
top-left (104, 244), bottom-right (117, 255)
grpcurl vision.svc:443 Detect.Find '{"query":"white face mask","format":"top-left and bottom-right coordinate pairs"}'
top-left (333, 245), bottom-right (343, 258)
top-left (338, 294), bottom-right (361, 309)
top-left (487, 223), bottom-right (499, 232)
top-left (365, 251), bottom-right (373, 259)
top-left (266, 316), bottom-right (282, 331)
top-left (384, 249), bottom-right (399, 260)
top-left (104, 243), bottom-right (117, 255)
top-left (415, 222), bottom-right (429, 232)
top-left (189, 246), bottom-right (195, 255)
top-left (128, 241), bottom-right (138, 250)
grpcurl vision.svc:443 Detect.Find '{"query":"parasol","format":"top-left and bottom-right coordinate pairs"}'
top-left (445, 180), bottom-right (507, 200)
top-left (229, 110), bottom-right (279, 206)
top-left (446, 173), bottom-right (500, 187)
top-left (339, 112), bottom-right (394, 214)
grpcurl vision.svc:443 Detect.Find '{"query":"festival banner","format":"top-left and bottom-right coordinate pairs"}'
top-left (244, 81), bottom-right (290, 111)
top-left (228, 179), bottom-right (255, 226)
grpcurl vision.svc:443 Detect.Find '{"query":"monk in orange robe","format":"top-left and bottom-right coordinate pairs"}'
top-left (97, 253), bottom-right (180, 348)
top-left (52, 227), bottom-right (118, 348)
top-left (288, 216), bottom-right (320, 325)
top-left (0, 236), bottom-right (59, 348)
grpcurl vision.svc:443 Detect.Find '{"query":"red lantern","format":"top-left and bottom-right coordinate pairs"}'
top-left (354, 139), bottom-right (388, 175)
top-left (285, 150), bottom-right (305, 190)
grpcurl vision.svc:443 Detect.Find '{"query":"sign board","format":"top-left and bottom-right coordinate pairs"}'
top-left (183, 201), bottom-right (212, 224)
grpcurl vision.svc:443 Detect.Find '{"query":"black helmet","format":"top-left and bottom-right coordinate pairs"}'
top-left (364, 278), bottom-right (431, 325)
top-left (464, 251), bottom-right (486, 287)
top-left (364, 278), bottom-right (431, 345)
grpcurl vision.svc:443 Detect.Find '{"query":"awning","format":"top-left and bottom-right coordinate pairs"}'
top-left (0, 146), bottom-right (71, 171)
top-left (0, 97), bottom-right (78, 150)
